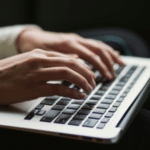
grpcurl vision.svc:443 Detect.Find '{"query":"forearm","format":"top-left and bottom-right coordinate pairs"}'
top-left (0, 25), bottom-right (42, 59)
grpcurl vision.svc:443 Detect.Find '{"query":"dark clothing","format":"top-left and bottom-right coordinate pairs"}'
top-left (76, 27), bottom-right (150, 58)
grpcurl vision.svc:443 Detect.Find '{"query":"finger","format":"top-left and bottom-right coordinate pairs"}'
top-left (42, 50), bottom-right (79, 59)
top-left (95, 41), bottom-right (124, 65)
top-left (44, 51), bottom-right (95, 78)
top-left (62, 43), bottom-right (113, 79)
top-left (79, 39), bottom-right (124, 66)
top-left (39, 84), bottom-right (86, 99)
top-left (37, 67), bottom-right (94, 93)
top-left (42, 57), bottom-right (96, 83)
top-left (107, 49), bottom-right (124, 66)
top-left (79, 60), bottom-right (97, 79)
top-left (78, 39), bottom-right (116, 77)
top-left (66, 53), bottom-right (79, 58)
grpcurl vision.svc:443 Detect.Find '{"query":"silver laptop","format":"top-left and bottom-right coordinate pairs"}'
top-left (0, 56), bottom-right (150, 144)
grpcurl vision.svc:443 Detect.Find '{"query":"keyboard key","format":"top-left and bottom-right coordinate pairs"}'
top-left (73, 114), bottom-right (87, 120)
top-left (95, 75), bottom-right (103, 84)
top-left (109, 90), bottom-right (120, 95)
top-left (83, 94), bottom-right (89, 99)
top-left (115, 65), bottom-right (125, 75)
top-left (101, 99), bottom-right (113, 104)
top-left (105, 94), bottom-right (116, 100)
top-left (100, 86), bottom-right (109, 91)
top-left (89, 113), bottom-right (102, 119)
top-left (95, 90), bottom-right (105, 96)
top-left (130, 66), bottom-right (137, 70)
top-left (41, 99), bottom-right (56, 105)
top-left (120, 93), bottom-right (127, 98)
top-left (61, 97), bottom-right (72, 101)
top-left (62, 80), bottom-right (72, 87)
top-left (109, 107), bottom-right (117, 112)
top-left (97, 123), bottom-right (106, 129)
top-left (119, 76), bottom-right (129, 82)
top-left (127, 84), bottom-right (133, 89)
top-left (116, 97), bottom-right (124, 102)
top-left (97, 104), bottom-right (110, 109)
top-left (116, 82), bottom-right (126, 87)
top-left (55, 114), bottom-right (72, 124)
top-left (40, 110), bottom-right (60, 122)
top-left (83, 119), bottom-right (98, 128)
top-left (73, 85), bottom-right (80, 91)
top-left (77, 109), bottom-right (91, 115)
top-left (112, 86), bottom-right (122, 91)
top-left (82, 104), bottom-right (95, 110)
top-left (51, 105), bottom-right (65, 110)
top-left (101, 117), bottom-right (110, 123)
top-left (36, 110), bottom-right (46, 116)
top-left (86, 100), bottom-right (98, 105)
top-left (35, 104), bottom-right (44, 109)
top-left (92, 67), bottom-right (97, 73)
top-left (103, 80), bottom-right (113, 86)
top-left (113, 102), bottom-right (121, 107)
top-left (105, 112), bottom-right (114, 118)
top-left (25, 109), bottom-right (39, 120)
top-left (63, 109), bottom-right (76, 114)
top-left (25, 113), bottom-right (35, 120)
top-left (71, 100), bottom-right (84, 105)
top-left (67, 104), bottom-right (80, 110)
top-left (57, 100), bottom-right (70, 105)
top-left (68, 119), bottom-right (82, 126)
top-left (93, 108), bottom-right (106, 114)
top-left (90, 95), bottom-right (102, 100)
top-left (45, 96), bottom-right (59, 100)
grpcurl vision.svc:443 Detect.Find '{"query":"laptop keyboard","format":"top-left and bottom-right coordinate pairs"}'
top-left (25, 64), bottom-right (146, 129)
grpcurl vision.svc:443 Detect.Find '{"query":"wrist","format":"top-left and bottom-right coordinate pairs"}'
top-left (15, 28), bottom-right (42, 53)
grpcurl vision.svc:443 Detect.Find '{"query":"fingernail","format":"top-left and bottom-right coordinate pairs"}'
top-left (90, 80), bottom-right (95, 88)
top-left (73, 55), bottom-right (79, 58)
top-left (86, 84), bottom-right (93, 93)
top-left (79, 92), bottom-right (86, 99)
top-left (93, 73), bottom-right (97, 79)
top-left (69, 54), bottom-right (79, 58)
top-left (91, 78), bottom-right (96, 88)
top-left (111, 61), bottom-right (114, 66)
top-left (116, 51), bottom-right (120, 55)
top-left (106, 72), bottom-right (113, 79)
top-left (120, 60), bottom-right (125, 65)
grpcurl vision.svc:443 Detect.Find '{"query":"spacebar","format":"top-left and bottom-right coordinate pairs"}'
top-left (40, 110), bottom-right (60, 122)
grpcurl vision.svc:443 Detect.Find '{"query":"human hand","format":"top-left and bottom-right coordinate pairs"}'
top-left (0, 49), bottom-right (96, 105)
top-left (16, 28), bottom-right (124, 79)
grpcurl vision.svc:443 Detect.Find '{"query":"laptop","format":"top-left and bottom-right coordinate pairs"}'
top-left (0, 56), bottom-right (150, 144)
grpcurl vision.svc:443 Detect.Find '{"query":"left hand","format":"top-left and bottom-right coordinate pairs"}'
top-left (16, 28), bottom-right (124, 79)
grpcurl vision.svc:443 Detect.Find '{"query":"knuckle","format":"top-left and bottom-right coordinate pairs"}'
top-left (68, 58), bottom-right (78, 68)
top-left (81, 77), bottom-right (88, 85)
top-left (60, 67), bottom-right (70, 77)
top-left (27, 55), bottom-right (45, 68)
top-left (69, 33), bottom-right (78, 38)
top-left (32, 49), bottom-right (43, 54)
top-left (61, 33), bottom-right (78, 45)
top-left (88, 72), bottom-right (94, 79)
top-left (62, 38), bottom-right (74, 45)
top-left (25, 72), bottom-right (35, 81)
top-left (90, 53), bottom-right (97, 60)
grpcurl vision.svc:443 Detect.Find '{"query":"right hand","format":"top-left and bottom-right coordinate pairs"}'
top-left (0, 49), bottom-right (96, 105)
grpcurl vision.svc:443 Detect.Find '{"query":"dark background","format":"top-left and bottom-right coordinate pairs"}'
top-left (1, 1), bottom-right (150, 149)
top-left (0, 0), bottom-right (150, 47)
